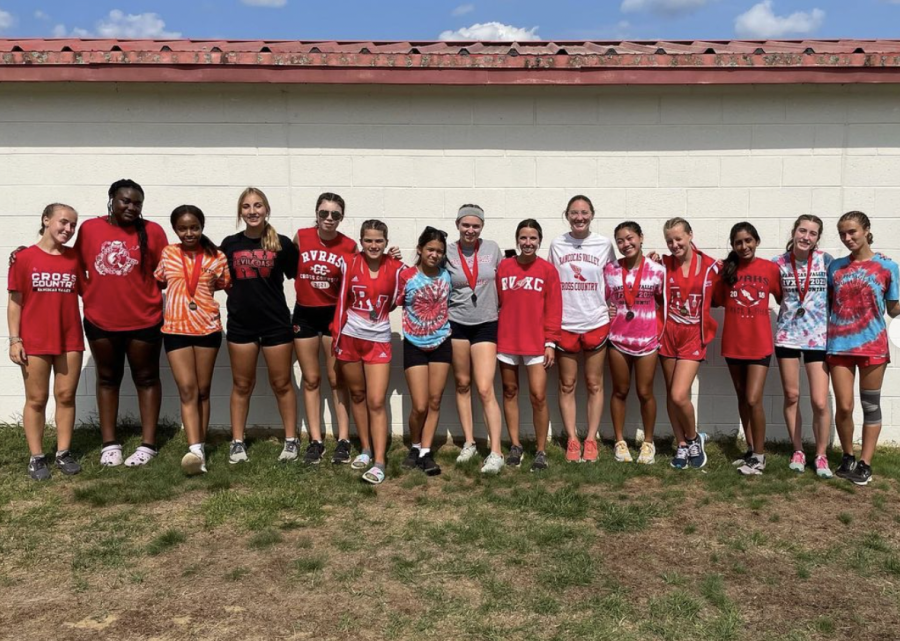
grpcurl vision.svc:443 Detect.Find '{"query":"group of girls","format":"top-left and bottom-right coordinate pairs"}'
top-left (7, 183), bottom-right (899, 487)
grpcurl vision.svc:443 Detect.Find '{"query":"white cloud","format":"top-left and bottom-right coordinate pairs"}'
top-left (438, 21), bottom-right (540, 41)
top-left (240, 0), bottom-right (287, 6)
top-left (53, 10), bottom-right (181, 38)
top-left (734, 1), bottom-right (824, 38)
top-left (0, 8), bottom-right (15, 32)
top-left (620, 0), bottom-right (713, 17)
top-left (34, 9), bottom-right (50, 20)
top-left (452, 4), bottom-right (475, 16)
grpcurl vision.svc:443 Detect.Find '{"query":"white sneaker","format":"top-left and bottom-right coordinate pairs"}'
top-left (181, 452), bottom-right (206, 476)
top-left (229, 440), bottom-right (249, 464)
top-left (480, 452), bottom-right (505, 475)
top-left (100, 444), bottom-right (123, 467)
top-left (456, 442), bottom-right (478, 463)
top-left (124, 445), bottom-right (157, 467)
top-left (738, 455), bottom-right (766, 476)
top-left (637, 442), bottom-right (656, 465)
top-left (278, 438), bottom-right (299, 462)
top-left (614, 440), bottom-right (633, 463)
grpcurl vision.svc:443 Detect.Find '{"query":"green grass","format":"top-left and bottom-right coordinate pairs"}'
top-left (3, 425), bottom-right (900, 640)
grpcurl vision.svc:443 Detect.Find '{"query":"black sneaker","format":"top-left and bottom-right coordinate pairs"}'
top-left (54, 450), bottom-right (81, 476)
top-left (417, 451), bottom-right (442, 476)
top-left (331, 439), bottom-right (352, 465)
top-left (687, 433), bottom-right (707, 469)
top-left (27, 455), bottom-right (51, 481)
top-left (303, 440), bottom-right (325, 465)
top-left (530, 450), bottom-right (549, 472)
top-left (506, 445), bottom-right (524, 468)
top-left (402, 446), bottom-right (421, 469)
top-left (845, 461), bottom-right (872, 486)
top-left (835, 453), bottom-right (857, 479)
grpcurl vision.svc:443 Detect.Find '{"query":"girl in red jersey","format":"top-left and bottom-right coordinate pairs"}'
top-left (292, 193), bottom-right (357, 465)
top-left (333, 220), bottom-right (403, 484)
top-left (221, 188), bottom-right (300, 465)
top-left (549, 195), bottom-right (616, 464)
top-left (714, 222), bottom-right (782, 476)
top-left (8, 204), bottom-right (84, 480)
top-left (75, 179), bottom-right (168, 467)
top-left (496, 219), bottom-right (562, 473)
top-left (659, 217), bottom-right (719, 470)
top-left (155, 205), bottom-right (230, 475)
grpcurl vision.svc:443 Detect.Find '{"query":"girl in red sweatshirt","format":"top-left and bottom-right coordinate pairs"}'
top-left (496, 219), bottom-right (562, 472)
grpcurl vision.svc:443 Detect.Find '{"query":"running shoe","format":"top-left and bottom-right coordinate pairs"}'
top-left (417, 451), bottom-right (442, 476)
top-left (278, 439), bottom-right (299, 462)
top-left (27, 455), bottom-right (51, 481)
top-left (331, 439), bottom-right (352, 465)
top-left (54, 450), bottom-right (81, 476)
top-left (566, 438), bottom-right (582, 463)
top-left (671, 444), bottom-right (689, 470)
top-left (229, 440), bottom-right (249, 464)
top-left (732, 449), bottom-right (753, 467)
top-left (845, 461), bottom-right (872, 486)
top-left (637, 442), bottom-right (656, 465)
top-left (582, 439), bottom-right (599, 463)
top-left (303, 440), bottom-right (325, 465)
top-left (614, 440), bottom-right (633, 463)
top-left (402, 446), bottom-right (421, 469)
top-left (480, 452), bottom-right (505, 475)
top-left (789, 450), bottom-right (806, 473)
top-left (687, 433), bottom-right (707, 469)
top-left (814, 455), bottom-right (833, 479)
top-left (506, 445), bottom-right (524, 468)
top-left (835, 454), bottom-right (856, 479)
top-left (737, 455), bottom-right (766, 476)
top-left (530, 450), bottom-right (549, 472)
top-left (456, 442), bottom-right (478, 463)
top-left (181, 452), bottom-right (206, 476)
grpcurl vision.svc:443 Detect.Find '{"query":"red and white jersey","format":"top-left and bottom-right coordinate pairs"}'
top-left (294, 227), bottom-right (357, 307)
top-left (549, 232), bottom-right (616, 332)
top-left (333, 253), bottom-right (403, 344)
top-left (496, 256), bottom-right (562, 356)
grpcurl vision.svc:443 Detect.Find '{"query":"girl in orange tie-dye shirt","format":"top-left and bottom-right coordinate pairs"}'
top-left (154, 205), bottom-right (230, 475)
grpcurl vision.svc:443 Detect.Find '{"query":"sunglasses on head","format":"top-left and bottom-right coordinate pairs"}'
top-left (317, 210), bottom-right (343, 221)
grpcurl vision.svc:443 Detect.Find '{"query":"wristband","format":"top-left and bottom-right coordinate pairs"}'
top-left (9, 337), bottom-right (22, 345)
top-left (544, 342), bottom-right (556, 349)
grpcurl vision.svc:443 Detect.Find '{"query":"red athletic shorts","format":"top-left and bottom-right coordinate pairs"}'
top-left (334, 335), bottom-right (392, 364)
top-left (826, 354), bottom-right (889, 369)
top-left (557, 325), bottom-right (609, 353)
top-left (659, 322), bottom-right (706, 361)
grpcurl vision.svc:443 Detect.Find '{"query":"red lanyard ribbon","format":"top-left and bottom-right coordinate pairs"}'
top-left (457, 242), bottom-right (479, 301)
top-left (180, 248), bottom-right (203, 301)
top-left (621, 256), bottom-right (645, 310)
top-left (673, 249), bottom-right (699, 311)
top-left (790, 250), bottom-right (814, 306)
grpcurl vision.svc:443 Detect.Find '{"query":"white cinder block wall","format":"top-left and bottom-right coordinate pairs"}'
top-left (2, 82), bottom-right (899, 444)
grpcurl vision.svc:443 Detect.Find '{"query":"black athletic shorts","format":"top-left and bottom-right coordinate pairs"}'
top-left (227, 326), bottom-right (294, 347)
top-left (403, 338), bottom-right (453, 370)
top-left (774, 346), bottom-right (826, 364)
top-left (449, 320), bottom-right (498, 345)
top-left (163, 332), bottom-right (223, 354)
top-left (293, 304), bottom-right (336, 339)
top-left (725, 354), bottom-right (772, 368)
top-left (84, 318), bottom-right (162, 344)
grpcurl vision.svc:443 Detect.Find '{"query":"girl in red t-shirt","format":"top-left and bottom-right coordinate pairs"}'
top-left (75, 179), bottom-right (168, 468)
top-left (292, 193), bottom-right (357, 466)
top-left (8, 204), bottom-right (84, 480)
top-left (496, 219), bottom-right (562, 473)
top-left (713, 222), bottom-right (782, 476)
top-left (155, 205), bottom-right (229, 475)
top-left (332, 220), bottom-right (403, 484)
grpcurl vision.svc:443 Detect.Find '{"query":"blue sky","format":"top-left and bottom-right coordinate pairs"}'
top-left (0, 1), bottom-right (898, 41)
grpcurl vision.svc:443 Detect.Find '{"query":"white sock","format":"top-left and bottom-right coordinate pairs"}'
top-left (412, 442), bottom-right (421, 449)
top-left (189, 443), bottom-right (205, 460)
top-left (419, 447), bottom-right (431, 457)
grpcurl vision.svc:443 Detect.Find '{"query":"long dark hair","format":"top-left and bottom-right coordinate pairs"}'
top-left (108, 179), bottom-right (150, 274)
top-left (415, 226), bottom-right (447, 267)
top-left (722, 221), bottom-right (760, 286)
top-left (170, 205), bottom-right (218, 256)
top-left (786, 214), bottom-right (824, 253)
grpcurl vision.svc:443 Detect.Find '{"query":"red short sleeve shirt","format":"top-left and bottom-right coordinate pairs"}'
top-left (294, 228), bottom-right (357, 307)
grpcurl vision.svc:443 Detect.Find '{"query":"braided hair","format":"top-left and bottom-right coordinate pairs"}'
top-left (108, 178), bottom-right (150, 275)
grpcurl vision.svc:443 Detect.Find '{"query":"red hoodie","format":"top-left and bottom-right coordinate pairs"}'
top-left (496, 256), bottom-right (562, 355)
top-left (662, 249), bottom-right (720, 348)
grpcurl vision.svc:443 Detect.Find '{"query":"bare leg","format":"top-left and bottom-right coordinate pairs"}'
top-left (227, 341), bottom-right (260, 442)
top-left (634, 352), bottom-right (658, 441)
top-left (364, 363), bottom-right (391, 465)
top-left (88, 336), bottom-right (126, 443)
top-left (51, 352), bottom-right (82, 452)
top-left (194, 345), bottom-right (220, 442)
top-left (124, 337), bottom-right (162, 445)
top-left (726, 362), bottom-right (754, 451)
top-left (608, 348), bottom-right (633, 443)
top-left (805, 359), bottom-right (831, 458)
top-left (470, 342), bottom-right (503, 454)
top-left (322, 336), bottom-right (351, 441)
top-left (777, 356), bottom-right (804, 451)
top-left (830, 363), bottom-right (856, 456)
top-left (583, 346), bottom-right (607, 442)
top-left (167, 347), bottom-right (202, 446)
top-left (557, 352), bottom-right (580, 441)
top-left (858, 364), bottom-right (888, 465)
top-left (340, 360), bottom-right (370, 452)
top-left (499, 362), bottom-right (521, 447)
top-left (451, 339), bottom-right (475, 444)
top-left (525, 362), bottom-right (549, 451)
top-left (420, 362), bottom-right (451, 449)
top-left (295, 336), bottom-right (324, 442)
top-left (262, 343), bottom-right (298, 439)
top-left (21, 355), bottom-right (52, 455)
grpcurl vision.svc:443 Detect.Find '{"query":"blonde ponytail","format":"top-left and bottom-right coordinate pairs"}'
top-left (262, 222), bottom-right (282, 252)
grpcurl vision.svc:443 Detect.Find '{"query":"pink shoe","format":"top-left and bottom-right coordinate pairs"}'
top-left (566, 438), bottom-right (582, 463)
top-left (789, 450), bottom-right (806, 473)
top-left (815, 455), bottom-right (833, 479)
top-left (583, 439), bottom-right (599, 463)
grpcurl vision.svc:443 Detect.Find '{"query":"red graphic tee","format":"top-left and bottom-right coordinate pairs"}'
top-left (294, 228), bottom-right (357, 307)
top-left (7, 245), bottom-right (85, 355)
top-left (714, 258), bottom-right (783, 360)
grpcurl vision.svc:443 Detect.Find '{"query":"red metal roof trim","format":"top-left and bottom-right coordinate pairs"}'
top-left (3, 39), bottom-right (900, 85)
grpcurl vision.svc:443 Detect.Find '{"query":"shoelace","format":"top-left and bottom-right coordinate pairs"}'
top-left (686, 443), bottom-right (699, 458)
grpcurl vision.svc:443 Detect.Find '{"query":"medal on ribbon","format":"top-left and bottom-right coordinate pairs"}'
top-left (457, 242), bottom-right (479, 304)
top-left (790, 250), bottom-right (813, 320)
top-left (621, 256), bottom-right (645, 322)
top-left (180, 247), bottom-right (203, 313)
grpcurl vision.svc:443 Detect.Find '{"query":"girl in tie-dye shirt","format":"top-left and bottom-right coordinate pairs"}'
top-left (603, 222), bottom-right (665, 465)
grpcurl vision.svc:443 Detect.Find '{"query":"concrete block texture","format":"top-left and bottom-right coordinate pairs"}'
top-left (2, 82), bottom-right (900, 443)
